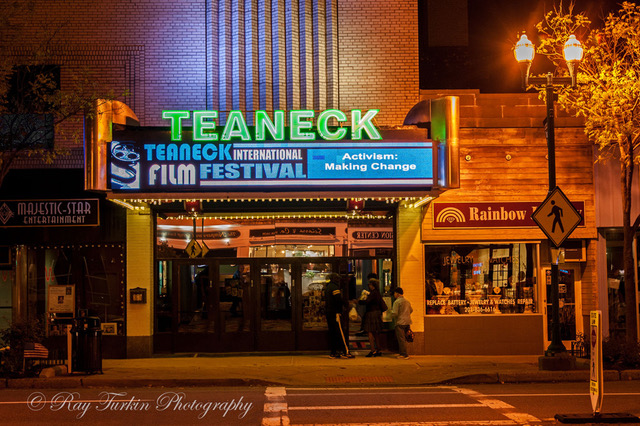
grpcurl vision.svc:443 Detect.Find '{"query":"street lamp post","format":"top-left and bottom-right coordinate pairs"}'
top-left (514, 34), bottom-right (583, 357)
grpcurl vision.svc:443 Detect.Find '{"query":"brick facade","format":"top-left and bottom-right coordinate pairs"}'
top-left (338, 0), bottom-right (419, 126)
top-left (5, 0), bottom-right (418, 169)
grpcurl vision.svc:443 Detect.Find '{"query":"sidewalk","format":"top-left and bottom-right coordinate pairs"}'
top-left (4, 351), bottom-right (640, 389)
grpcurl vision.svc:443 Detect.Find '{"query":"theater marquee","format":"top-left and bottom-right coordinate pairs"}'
top-left (108, 109), bottom-right (434, 193)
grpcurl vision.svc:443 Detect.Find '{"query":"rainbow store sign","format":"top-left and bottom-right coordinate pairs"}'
top-left (108, 109), bottom-right (434, 193)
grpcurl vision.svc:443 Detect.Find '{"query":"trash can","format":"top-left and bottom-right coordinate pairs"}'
top-left (72, 316), bottom-right (103, 374)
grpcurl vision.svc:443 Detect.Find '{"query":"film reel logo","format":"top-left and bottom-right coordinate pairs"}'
top-left (110, 142), bottom-right (140, 189)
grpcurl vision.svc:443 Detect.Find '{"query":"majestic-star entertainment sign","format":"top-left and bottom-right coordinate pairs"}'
top-left (109, 109), bottom-right (434, 193)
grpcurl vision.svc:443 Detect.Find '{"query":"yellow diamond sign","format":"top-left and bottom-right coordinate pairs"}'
top-left (531, 187), bottom-right (583, 247)
top-left (185, 239), bottom-right (202, 258)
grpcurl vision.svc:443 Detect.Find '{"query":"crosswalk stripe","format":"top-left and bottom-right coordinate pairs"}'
top-left (288, 403), bottom-right (486, 410)
top-left (262, 387), bottom-right (290, 426)
top-left (453, 387), bottom-right (542, 424)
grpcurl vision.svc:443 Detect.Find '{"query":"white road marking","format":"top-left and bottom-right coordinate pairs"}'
top-left (288, 391), bottom-right (464, 396)
top-left (454, 387), bottom-right (542, 425)
top-left (292, 386), bottom-right (457, 391)
top-left (288, 403), bottom-right (485, 410)
top-left (283, 386), bottom-right (640, 425)
top-left (483, 392), bottom-right (640, 397)
top-left (262, 386), bottom-right (290, 426)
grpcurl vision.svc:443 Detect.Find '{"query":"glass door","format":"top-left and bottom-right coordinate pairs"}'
top-left (257, 262), bottom-right (295, 350)
top-left (169, 261), bottom-right (217, 352)
top-left (299, 261), bottom-right (333, 349)
top-left (218, 262), bottom-right (255, 351)
top-left (544, 266), bottom-right (582, 346)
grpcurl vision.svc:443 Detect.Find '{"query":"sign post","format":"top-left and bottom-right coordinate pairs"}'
top-left (590, 310), bottom-right (603, 415)
top-left (532, 186), bottom-right (583, 358)
top-left (555, 310), bottom-right (640, 423)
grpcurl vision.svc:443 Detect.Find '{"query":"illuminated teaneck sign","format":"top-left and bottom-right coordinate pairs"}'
top-left (109, 109), bottom-right (434, 193)
top-left (162, 109), bottom-right (382, 141)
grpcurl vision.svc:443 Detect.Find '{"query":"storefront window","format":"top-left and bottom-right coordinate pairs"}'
top-left (425, 243), bottom-right (538, 315)
top-left (24, 245), bottom-right (126, 335)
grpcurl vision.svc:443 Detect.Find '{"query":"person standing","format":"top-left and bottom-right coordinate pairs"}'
top-left (392, 287), bottom-right (413, 359)
top-left (359, 278), bottom-right (385, 357)
top-left (325, 273), bottom-right (350, 358)
top-left (356, 272), bottom-right (378, 337)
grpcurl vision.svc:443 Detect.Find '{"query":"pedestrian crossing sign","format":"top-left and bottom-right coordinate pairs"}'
top-left (531, 187), bottom-right (583, 247)
top-left (185, 238), bottom-right (202, 258)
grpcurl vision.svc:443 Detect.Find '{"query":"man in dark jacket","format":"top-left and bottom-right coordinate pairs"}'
top-left (325, 273), bottom-right (352, 358)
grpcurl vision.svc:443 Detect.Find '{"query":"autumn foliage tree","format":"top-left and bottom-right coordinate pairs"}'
top-left (534, 2), bottom-right (640, 343)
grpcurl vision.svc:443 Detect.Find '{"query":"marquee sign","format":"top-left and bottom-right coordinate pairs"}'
top-left (249, 227), bottom-right (336, 238)
top-left (109, 109), bottom-right (434, 193)
top-left (0, 199), bottom-right (100, 227)
top-left (433, 201), bottom-right (585, 229)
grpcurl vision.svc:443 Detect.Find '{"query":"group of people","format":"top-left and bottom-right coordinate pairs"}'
top-left (324, 273), bottom-right (413, 359)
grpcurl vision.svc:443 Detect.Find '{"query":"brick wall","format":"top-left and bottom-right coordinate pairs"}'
top-left (338, 0), bottom-right (420, 126)
top-left (4, 0), bottom-right (420, 170)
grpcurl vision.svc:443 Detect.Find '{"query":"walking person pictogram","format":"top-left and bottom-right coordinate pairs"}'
top-left (548, 200), bottom-right (564, 233)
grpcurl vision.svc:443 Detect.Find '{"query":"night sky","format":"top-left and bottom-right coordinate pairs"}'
top-left (419, 0), bottom-right (629, 92)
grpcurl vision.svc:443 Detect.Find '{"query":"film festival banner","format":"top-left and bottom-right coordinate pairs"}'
top-left (108, 109), bottom-right (434, 193)
top-left (109, 140), bottom-right (434, 193)
top-left (433, 201), bottom-right (585, 229)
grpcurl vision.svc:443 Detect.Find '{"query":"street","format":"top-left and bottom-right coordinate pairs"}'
top-left (0, 382), bottom-right (639, 425)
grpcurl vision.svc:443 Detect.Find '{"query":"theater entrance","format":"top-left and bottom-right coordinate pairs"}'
top-left (152, 212), bottom-right (394, 354)
top-left (154, 257), bottom-right (389, 353)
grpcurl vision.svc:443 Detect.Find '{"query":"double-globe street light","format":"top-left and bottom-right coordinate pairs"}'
top-left (514, 34), bottom-right (584, 358)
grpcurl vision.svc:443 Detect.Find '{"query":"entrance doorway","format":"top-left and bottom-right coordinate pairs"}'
top-left (154, 257), bottom-right (392, 353)
top-left (154, 258), bottom-right (350, 353)
top-left (543, 266), bottom-right (582, 347)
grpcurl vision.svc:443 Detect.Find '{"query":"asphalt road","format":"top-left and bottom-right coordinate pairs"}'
top-left (0, 382), bottom-right (639, 425)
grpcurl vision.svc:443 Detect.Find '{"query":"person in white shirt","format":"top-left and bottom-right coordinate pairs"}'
top-left (391, 287), bottom-right (413, 359)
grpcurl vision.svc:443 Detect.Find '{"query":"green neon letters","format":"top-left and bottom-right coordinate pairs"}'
top-left (193, 111), bottom-right (218, 141)
top-left (162, 110), bottom-right (190, 141)
top-left (222, 111), bottom-right (251, 141)
top-left (255, 110), bottom-right (285, 140)
top-left (162, 109), bottom-right (381, 141)
top-left (317, 109), bottom-right (347, 140)
top-left (351, 109), bottom-right (381, 140)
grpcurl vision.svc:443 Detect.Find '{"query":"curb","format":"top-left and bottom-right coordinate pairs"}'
top-left (7, 377), bottom-right (84, 389)
top-left (438, 373), bottom-right (500, 385)
top-left (5, 369), bottom-right (640, 389)
top-left (435, 369), bottom-right (632, 385)
top-left (5, 377), bottom-right (281, 389)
